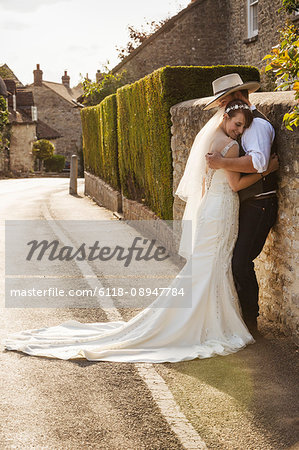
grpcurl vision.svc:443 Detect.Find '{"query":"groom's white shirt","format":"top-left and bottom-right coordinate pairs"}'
top-left (241, 105), bottom-right (275, 174)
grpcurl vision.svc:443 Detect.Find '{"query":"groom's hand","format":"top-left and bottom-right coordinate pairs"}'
top-left (205, 152), bottom-right (224, 169)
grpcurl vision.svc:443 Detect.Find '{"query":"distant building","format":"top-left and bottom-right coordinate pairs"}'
top-left (26, 64), bottom-right (83, 171)
top-left (3, 77), bottom-right (61, 174)
top-left (0, 64), bottom-right (64, 174)
top-left (0, 63), bottom-right (23, 86)
top-left (112, 0), bottom-right (298, 88)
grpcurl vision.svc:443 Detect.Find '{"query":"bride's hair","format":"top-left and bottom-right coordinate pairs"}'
top-left (225, 100), bottom-right (253, 128)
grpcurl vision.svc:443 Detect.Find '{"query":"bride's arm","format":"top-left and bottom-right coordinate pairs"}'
top-left (224, 145), bottom-right (278, 192)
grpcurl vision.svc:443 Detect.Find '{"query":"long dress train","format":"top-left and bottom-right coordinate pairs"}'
top-left (4, 142), bottom-right (254, 362)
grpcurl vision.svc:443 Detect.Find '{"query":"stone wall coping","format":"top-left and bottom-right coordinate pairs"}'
top-left (171, 91), bottom-right (296, 112)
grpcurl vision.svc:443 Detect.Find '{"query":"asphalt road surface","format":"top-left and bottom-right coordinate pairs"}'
top-left (0, 178), bottom-right (298, 449)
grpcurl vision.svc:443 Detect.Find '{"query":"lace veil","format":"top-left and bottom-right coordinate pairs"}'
top-left (175, 108), bottom-right (224, 257)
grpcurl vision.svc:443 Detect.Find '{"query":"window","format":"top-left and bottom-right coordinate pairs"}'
top-left (248, 0), bottom-right (258, 38)
top-left (31, 106), bottom-right (38, 121)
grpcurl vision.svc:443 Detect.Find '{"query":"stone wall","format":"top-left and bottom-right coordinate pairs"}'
top-left (113, 0), bottom-right (292, 88)
top-left (83, 175), bottom-right (182, 262)
top-left (113, 0), bottom-right (229, 82)
top-left (30, 85), bottom-right (82, 167)
top-left (9, 122), bottom-right (35, 173)
top-left (171, 91), bottom-right (298, 342)
top-left (226, 0), bottom-right (291, 89)
top-left (84, 172), bottom-right (181, 259)
top-left (84, 171), bottom-right (122, 213)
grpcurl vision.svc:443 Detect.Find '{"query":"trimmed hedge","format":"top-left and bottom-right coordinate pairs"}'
top-left (44, 154), bottom-right (65, 172)
top-left (117, 65), bottom-right (260, 219)
top-left (81, 93), bottom-right (120, 191)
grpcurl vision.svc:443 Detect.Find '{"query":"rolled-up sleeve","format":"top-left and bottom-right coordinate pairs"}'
top-left (242, 118), bottom-right (275, 173)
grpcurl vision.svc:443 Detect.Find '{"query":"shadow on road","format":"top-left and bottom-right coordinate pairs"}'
top-left (166, 330), bottom-right (298, 448)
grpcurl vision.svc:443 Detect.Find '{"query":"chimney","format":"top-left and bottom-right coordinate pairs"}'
top-left (62, 70), bottom-right (70, 88)
top-left (33, 64), bottom-right (43, 86)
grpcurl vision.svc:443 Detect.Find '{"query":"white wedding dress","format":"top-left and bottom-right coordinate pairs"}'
top-left (4, 141), bottom-right (254, 362)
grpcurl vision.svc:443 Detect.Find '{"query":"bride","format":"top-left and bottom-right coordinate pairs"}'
top-left (4, 100), bottom-right (278, 362)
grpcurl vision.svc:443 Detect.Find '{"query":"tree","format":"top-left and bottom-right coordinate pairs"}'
top-left (32, 139), bottom-right (55, 171)
top-left (263, 2), bottom-right (299, 130)
top-left (82, 69), bottom-right (128, 106)
top-left (116, 19), bottom-right (170, 61)
top-left (279, 0), bottom-right (299, 14)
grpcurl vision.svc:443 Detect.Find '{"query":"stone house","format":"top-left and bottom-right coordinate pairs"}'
top-left (26, 65), bottom-right (83, 172)
top-left (112, 0), bottom-right (298, 88)
top-left (2, 77), bottom-right (61, 174)
top-left (0, 63), bottom-right (64, 174)
top-left (7, 82), bottom-right (36, 173)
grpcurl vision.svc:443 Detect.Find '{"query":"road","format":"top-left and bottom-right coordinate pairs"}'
top-left (0, 178), bottom-right (298, 449)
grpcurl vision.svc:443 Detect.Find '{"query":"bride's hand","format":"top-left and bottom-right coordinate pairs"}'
top-left (263, 154), bottom-right (279, 176)
top-left (205, 152), bottom-right (223, 169)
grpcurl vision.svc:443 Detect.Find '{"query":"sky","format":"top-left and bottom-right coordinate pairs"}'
top-left (0, 0), bottom-right (190, 87)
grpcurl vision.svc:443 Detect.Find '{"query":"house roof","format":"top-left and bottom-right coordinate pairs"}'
top-left (0, 64), bottom-right (23, 86)
top-left (4, 79), bottom-right (16, 95)
top-left (8, 108), bottom-right (61, 141)
top-left (8, 108), bottom-right (34, 125)
top-left (28, 80), bottom-right (83, 106)
top-left (16, 90), bottom-right (34, 107)
top-left (36, 119), bottom-right (62, 140)
top-left (71, 82), bottom-right (84, 100)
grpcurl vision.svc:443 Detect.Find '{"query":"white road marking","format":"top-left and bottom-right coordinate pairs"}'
top-left (136, 363), bottom-right (207, 449)
top-left (41, 202), bottom-right (207, 450)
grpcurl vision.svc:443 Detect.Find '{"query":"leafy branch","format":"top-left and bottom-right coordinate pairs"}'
top-left (279, 0), bottom-right (299, 14)
top-left (116, 19), bottom-right (170, 61)
top-left (264, 22), bottom-right (299, 130)
top-left (0, 96), bottom-right (10, 153)
top-left (82, 68), bottom-right (129, 106)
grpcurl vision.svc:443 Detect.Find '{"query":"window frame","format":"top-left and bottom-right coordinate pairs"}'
top-left (247, 0), bottom-right (259, 38)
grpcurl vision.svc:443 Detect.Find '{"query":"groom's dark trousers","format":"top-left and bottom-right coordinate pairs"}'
top-left (232, 108), bottom-right (278, 325)
top-left (232, 195), bottom-right (278, 322)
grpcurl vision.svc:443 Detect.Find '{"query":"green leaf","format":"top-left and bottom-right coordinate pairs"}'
top-left (265, 64), bottom-right (273, 72)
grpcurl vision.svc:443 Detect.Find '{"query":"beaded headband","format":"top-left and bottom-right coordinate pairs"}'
top-left (225, 104), bottom-right (250, 114)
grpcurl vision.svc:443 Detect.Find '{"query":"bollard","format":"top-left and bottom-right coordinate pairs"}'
top-left (69, 154), bottom-right (78, 195)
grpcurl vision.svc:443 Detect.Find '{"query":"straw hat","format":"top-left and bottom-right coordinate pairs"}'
top-left (204, 73), bottom-right (260, 110)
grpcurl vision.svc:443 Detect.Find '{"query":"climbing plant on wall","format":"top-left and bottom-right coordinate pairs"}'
top-left (0, 96), bottom-right (10, 153)
top-left (264, 2), bottom-right (299, 130)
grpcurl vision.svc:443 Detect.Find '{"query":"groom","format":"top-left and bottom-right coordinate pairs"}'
top-left (204, 73), bottom-right (278, 333)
